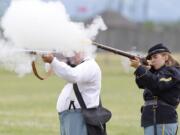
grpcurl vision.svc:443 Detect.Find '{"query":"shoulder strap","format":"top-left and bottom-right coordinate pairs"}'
top-left (73, 83), bottom-right (87, 109)
top-left (32, 61), bottom-right (52, 80)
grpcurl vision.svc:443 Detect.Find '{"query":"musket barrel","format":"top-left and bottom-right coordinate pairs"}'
top-left (15, 49), bottom-right (57, 55)
top-left (92, 42), bottom-right (135, 59)
top-left (92, 41), bottom-right (148, 65)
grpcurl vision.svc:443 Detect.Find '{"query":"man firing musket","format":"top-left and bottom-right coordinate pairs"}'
top-left (16, 48), bottom-right (71, 80)
top-left (12, 41), bottom-right (111, 135)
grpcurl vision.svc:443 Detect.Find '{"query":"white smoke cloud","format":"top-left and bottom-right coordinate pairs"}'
top-left (0, 40), bottom-right (35, 76)
top-left (85, 16), bottom-right (107, 39)
top-left (0, 0), bottom-right (107, 76)
top-left (120, 47), bottom-right (145, 73)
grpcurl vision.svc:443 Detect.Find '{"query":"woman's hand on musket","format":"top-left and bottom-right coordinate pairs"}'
top-left (42, 53), bottom-right (54, 64)
top-left (130, 57), bottom-right (152, 69)
top-left (130, 57), bottom-right (141, 68)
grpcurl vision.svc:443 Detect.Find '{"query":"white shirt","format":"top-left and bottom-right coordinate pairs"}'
top-left (50, 57), bottom-right (101, 112)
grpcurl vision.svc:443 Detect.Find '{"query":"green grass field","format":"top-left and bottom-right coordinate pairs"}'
top-left (0, 54), bottom-right (180, 135)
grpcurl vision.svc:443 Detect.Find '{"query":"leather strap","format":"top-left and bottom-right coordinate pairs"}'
top-left (73, 83), bottom-right (87, 109)
top-left (31, 61), bottom-right (52, 80)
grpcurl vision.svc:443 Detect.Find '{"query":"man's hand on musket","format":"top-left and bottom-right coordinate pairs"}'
top-left (42, 54), bottom-right (54, 63)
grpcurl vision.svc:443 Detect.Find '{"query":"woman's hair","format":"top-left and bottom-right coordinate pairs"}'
top-left (161, 52), bottom-right (180, 67)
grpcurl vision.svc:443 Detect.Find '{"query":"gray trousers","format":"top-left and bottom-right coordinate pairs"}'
top-left (59, 109), bottom-right (87, 135)
top-left (144, 123), bottom-right (178, 135)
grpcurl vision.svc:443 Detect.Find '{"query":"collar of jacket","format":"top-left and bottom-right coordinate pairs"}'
top-left (150, 65), bottom-right (166, 73)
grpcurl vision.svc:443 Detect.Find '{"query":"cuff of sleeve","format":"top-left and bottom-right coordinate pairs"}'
top-left (51, 57), bottom-right (58, 67)
top-left (51, 57), bottom-right (68, 69)
top-left (134, 65), bottom-right (147, 78)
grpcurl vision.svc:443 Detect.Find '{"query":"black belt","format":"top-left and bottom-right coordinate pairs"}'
top-left (144, 98), bottom-right (176, 135)
top-left (144, 98), bottom-right (158, 135)
top-left (144, 100), bottom-right (176, 109)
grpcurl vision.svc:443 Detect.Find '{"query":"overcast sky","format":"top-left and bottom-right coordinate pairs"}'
top-left (123, 0), bottom-right (180, 22)
top-left (0, 0), bottom-right (180, 22)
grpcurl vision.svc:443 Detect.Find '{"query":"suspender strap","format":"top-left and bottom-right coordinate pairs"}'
top-left (73, 83), bottom-right (87, 109)
top-left (68, 100), bottom-right (76, 110)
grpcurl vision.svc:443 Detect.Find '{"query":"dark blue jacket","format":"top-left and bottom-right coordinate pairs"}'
top-left (134, 65), bottom-right (180, 127)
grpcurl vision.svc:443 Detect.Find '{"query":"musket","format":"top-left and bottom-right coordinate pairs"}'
top-left (92, 42), bottom-right (148, 65)
top-left (17, 49), bottom-right (58, 55)
top-left (17, 49), bottom-right (61, 80)
top-left (20, 42), bottom-right (148, 80)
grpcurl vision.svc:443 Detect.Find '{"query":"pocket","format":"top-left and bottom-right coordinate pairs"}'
top-left (82, 106), bottom-right (112, 126)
